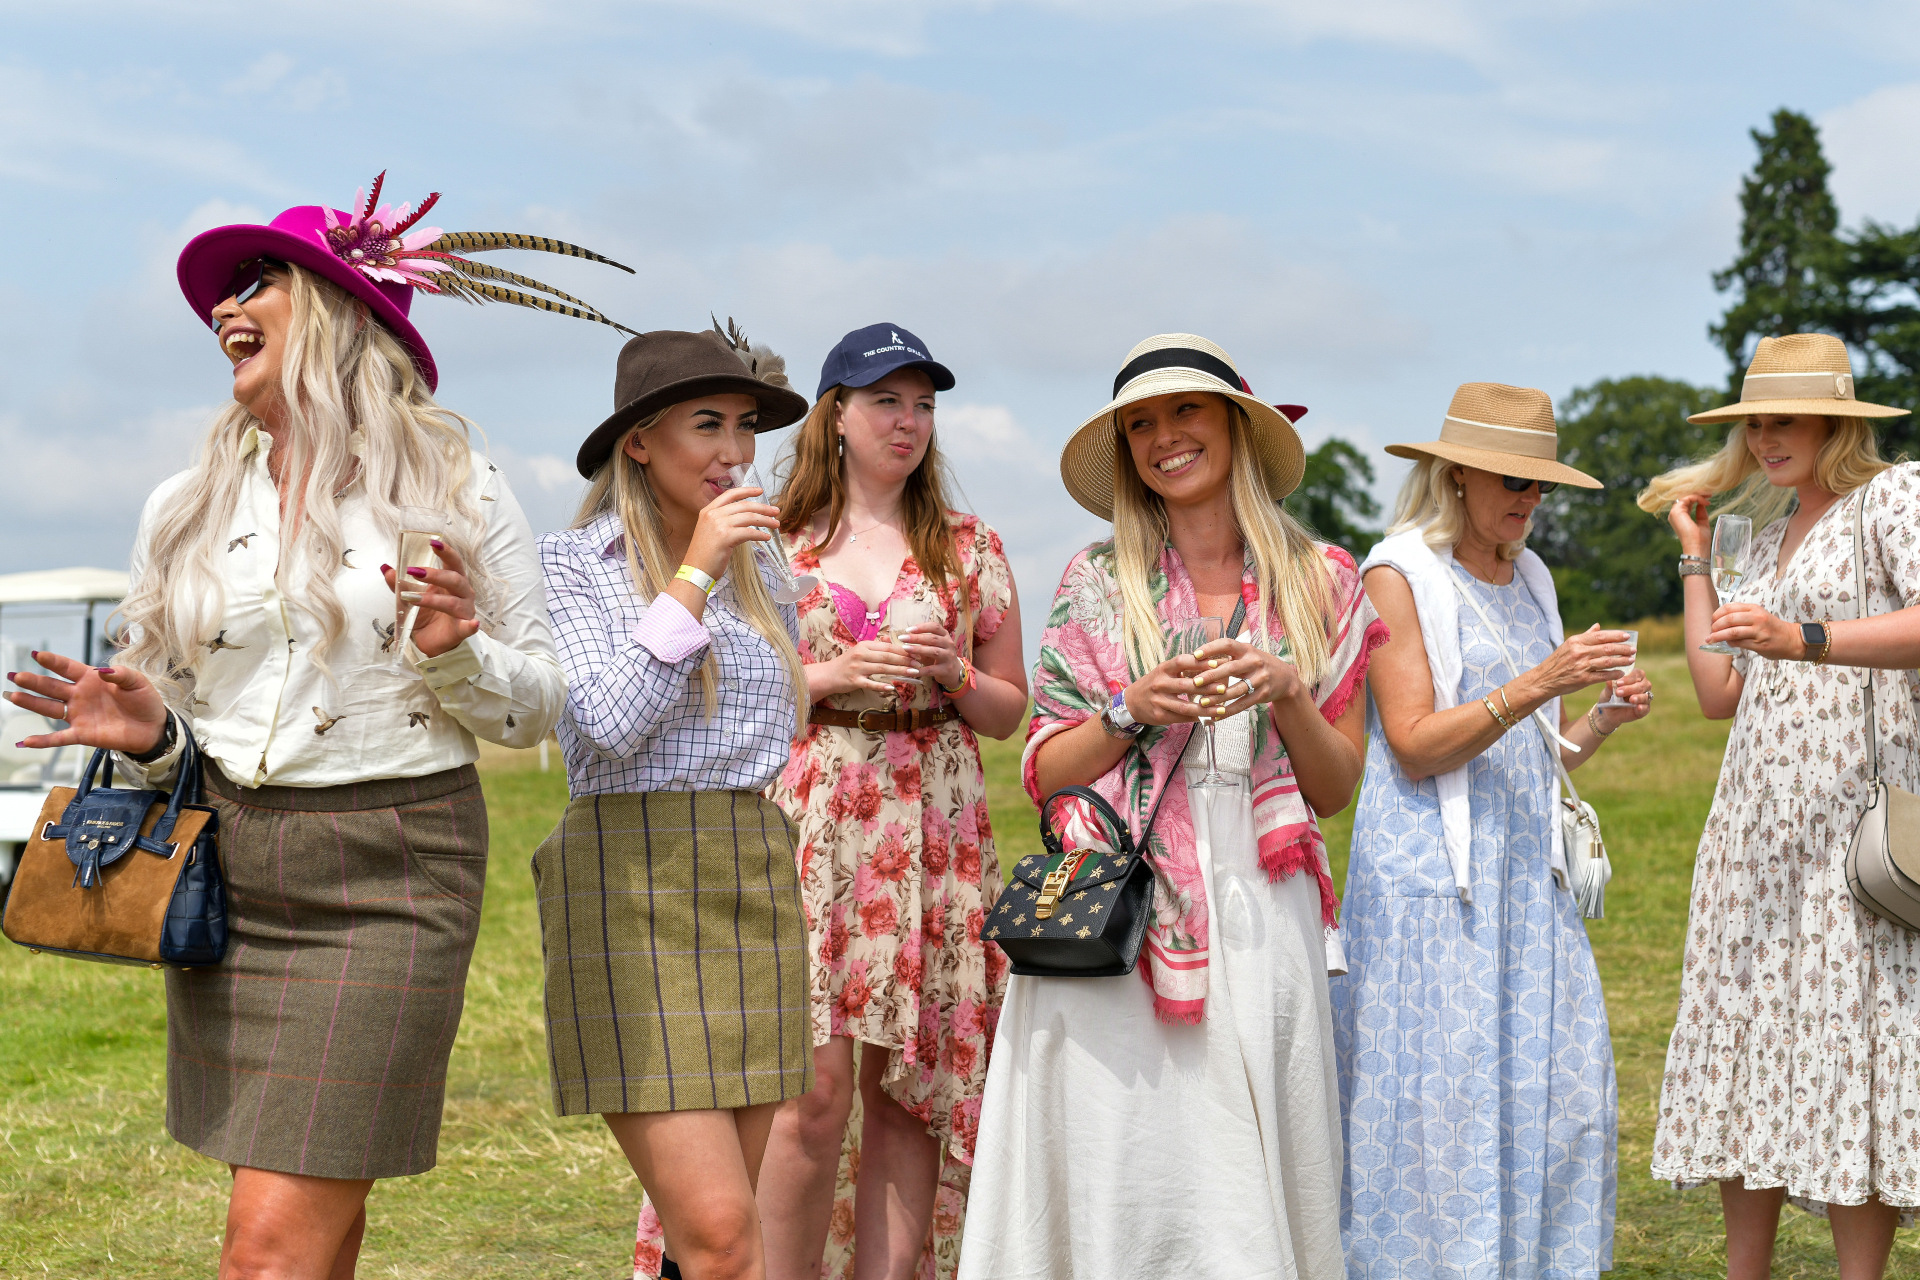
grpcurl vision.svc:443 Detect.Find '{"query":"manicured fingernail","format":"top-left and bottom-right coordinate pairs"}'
top-left (429, 538), bottom-right (444, 549)
top-left (96, 667), bottom-right (113, 675)
top-left (407, 567), bottom-right (428, 578)
top-left (380, 563), bottom-right (392, 573)
top-left (13, 742), bottom-right (23, 748)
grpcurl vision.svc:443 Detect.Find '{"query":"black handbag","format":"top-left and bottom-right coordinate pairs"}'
top-left (2, 727), bottom-right (227, 968)
top-left (984, 728), bottom-right (1190, 978)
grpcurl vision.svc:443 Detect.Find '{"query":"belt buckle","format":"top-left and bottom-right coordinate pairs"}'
top-left (856, 708), bottom-right (894, 734)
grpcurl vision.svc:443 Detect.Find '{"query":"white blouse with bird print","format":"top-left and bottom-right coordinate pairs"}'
top-left (119, 426), bottom-right (566, 788)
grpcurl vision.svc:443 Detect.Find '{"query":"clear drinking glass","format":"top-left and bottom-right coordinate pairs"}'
top-left (1189, 616), bottom-right (1234, 790)
top-left (726, 462), bottom-right (818, 605)
top-left (394, 504), bottom-right (453, 656)
top-left (1699, 514), bottom-right (1754, 656)
top-left (1597, 629), bottom-right (1639, 709)
top-left (878, 596), bottom-right (936, 702)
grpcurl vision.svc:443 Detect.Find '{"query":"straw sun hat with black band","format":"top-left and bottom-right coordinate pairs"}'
top-left (1061, 334), bottom-right (1306, 521)
top-left (1385, 382), bottom-right (1601, 489)
top-left (1686, 332), bottom-right (1908, 424)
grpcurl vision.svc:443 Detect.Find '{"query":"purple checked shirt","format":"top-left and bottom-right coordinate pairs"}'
top-left (538, 511), bottom-right (800, 796)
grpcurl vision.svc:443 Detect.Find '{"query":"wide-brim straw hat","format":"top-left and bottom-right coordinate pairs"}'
top-left (1689, 332), bottom-right (1908, 423)
top-left (1385, 382), bottom-right (1601, 489)
top-left (1060, 333), bottom-right (1304, 521)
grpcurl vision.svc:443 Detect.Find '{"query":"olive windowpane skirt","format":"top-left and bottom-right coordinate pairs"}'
top-left (166, 764), bottom-right (487, 1180)
top-left (533, 790), bottom-right (814, 1116)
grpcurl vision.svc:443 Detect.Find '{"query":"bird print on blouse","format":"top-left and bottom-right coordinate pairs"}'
top-left (205, 631), bottom-right (244, 653)
top-left (227, 533), bottom-right (256, 553)
top-left (312, 707), bottom-right (346, 735)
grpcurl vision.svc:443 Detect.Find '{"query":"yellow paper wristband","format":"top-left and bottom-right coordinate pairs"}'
top-left (674, 564), bottom-right (720, 596)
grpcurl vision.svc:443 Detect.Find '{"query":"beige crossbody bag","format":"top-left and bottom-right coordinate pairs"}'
top-left (1841, 477), bottom-right (1920, 929)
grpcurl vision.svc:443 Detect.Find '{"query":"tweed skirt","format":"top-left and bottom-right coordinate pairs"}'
top-left (533, 790), bottom-right (813, 1116)
top-left (165, 763), bottom-right (487, 1180)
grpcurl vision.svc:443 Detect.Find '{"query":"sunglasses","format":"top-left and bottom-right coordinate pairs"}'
top-left (207, 258), bottom-right (285, 328)
top-left (1501, 475), bottom-right (1558, 495)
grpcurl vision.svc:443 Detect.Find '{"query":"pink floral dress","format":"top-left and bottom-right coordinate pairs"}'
top-left (634, 513), bottom-right (1012, 1280)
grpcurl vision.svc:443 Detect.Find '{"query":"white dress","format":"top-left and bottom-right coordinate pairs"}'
top-left (957, 711), bottom-right (1344, 1280)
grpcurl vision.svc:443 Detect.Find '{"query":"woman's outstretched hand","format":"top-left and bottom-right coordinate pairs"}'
top-left (5, 651), bottom-right (169, 753)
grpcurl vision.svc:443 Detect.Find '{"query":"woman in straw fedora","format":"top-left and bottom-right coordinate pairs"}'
top-left (1638, 332), bottom-right (1920, 1278)
top-left (956, 334), bottom-right (1386, 1280)
top-left (1332, 382), bottom-right (1648, 1279)
top-left (538, 327), bottom-right (816, 1280)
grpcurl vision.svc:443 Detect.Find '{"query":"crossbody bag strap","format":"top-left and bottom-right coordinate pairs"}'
top-left (1444, 568), bottom-right (1583, 761)
top-left (1854, 479), bottom-right (1880, 783)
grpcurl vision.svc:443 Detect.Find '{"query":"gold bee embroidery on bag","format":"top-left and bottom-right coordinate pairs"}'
top-left (313, 707), bottom-right (346, 735)
top-left (1088, 902), bottom-right (1104, 914)
top-left (1029, 926), bottom-right (1044, 936)
top-left (1058, 914), bottom-right (1073, 925)
top-left (1077, 928), bottom-right (1091, 938)
top-left (1013, 914), bottom-right (1027, 926)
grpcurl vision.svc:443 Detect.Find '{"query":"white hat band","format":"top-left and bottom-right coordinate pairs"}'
top-left (1439, 415), bottom-right (1557, 459)
top-left (1740, 370), bottom-right (1854, 401)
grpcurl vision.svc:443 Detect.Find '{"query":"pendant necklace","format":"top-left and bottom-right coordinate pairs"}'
top-left (845, 512), bottom-right (896, 544)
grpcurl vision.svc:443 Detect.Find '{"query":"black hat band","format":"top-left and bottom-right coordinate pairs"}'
top-left (1111, 347), bottom-right (1248, 399)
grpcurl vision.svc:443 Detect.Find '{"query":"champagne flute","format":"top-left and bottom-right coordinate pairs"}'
top-left (393, 505), bottom-right (453, 657)
top-left (1597, 629), bottom-right (1639, 709)
top-left (725, 462), bottom-right (819, 605)
top-left (1189, 616), bottom-right (1234, 790)
top-left (1699, 514), bottom-right (1753, 656)
top-left (879, 596), bottom-right (936, 703)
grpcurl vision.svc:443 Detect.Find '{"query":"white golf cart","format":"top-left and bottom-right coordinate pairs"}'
top-left (0, 567), bottom-right (129, 903)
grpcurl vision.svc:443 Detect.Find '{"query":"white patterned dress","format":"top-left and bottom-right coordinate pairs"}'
top-left (1652, 463), bottom-right (1920, 1218)
top-left (1331, 565), bottom-right (1617, 1279)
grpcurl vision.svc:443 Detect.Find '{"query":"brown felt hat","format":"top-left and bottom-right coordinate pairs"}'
top-left (1688, 332), bottom-right (1908, 424)
top-left (1060, 333), bottom-right (1305, 521)
top-left (575, 329), bottom-right (811, 478)
top-left (1385, 382), bottom-right (1601, 489)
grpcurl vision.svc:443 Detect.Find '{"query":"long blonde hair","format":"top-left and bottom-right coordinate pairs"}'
top-left (1636, 415), bottom-right (1889, 524)
top-left (1110, 402), bottom-right (1336, 686)
top-left (120, 264), bottom-right (490, 703)
top-left (1386, 455), bottom-right (1530, 561)
top-left (575, 414), bottom-right (807, 729)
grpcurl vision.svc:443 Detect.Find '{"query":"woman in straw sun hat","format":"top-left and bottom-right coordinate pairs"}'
top-left (1332, 382), bottom-right (1649, 1278)
top-left (1638, 332), bottom-right (1920, 1278)
top-left (957, 334), bottom-right (1386, 1280)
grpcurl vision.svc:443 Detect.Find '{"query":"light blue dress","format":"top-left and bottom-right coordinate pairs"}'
top-left (1330, 566), bottom-right (1616, 1279)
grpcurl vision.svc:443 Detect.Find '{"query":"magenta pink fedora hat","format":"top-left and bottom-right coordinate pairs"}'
top-left (176, 172), bottom-right (637, 394)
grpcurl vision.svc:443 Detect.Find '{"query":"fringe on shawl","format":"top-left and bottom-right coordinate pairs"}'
top-left (1320, 616), bottom-right (1390, 725)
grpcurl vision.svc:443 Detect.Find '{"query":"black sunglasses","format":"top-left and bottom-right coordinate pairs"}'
top-left (1501, 474), bottom-right (1558, 495)
top-left (208, 258), bottom-right (285, 328)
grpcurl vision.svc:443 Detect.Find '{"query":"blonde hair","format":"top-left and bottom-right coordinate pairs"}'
top-left (120, 264), bottom-right (491, 704)
top-left (1110, 402), bottom-right (1336, 686)
top-left (1636, 415), bottom-right (1889, 524)
top-left (575, 414), bottom-right (807, 730)
top-left (1386, 455), bottom-right (1530, 561)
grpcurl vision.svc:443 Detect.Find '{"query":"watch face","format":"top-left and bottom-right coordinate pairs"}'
top-left (1801, 622), bottom-right (1826, 644)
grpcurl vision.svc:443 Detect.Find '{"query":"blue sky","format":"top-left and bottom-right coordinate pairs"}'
top-left (6, 0), bottom-right (1920, 651)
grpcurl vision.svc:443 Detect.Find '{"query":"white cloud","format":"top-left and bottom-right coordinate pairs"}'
top-left (1822, 84), bottom-right (1920, 227)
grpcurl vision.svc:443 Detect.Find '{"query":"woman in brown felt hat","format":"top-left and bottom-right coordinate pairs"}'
top-left (1638, 333), bottom-right (1920, 1279)
top-left (535, 326), bottom-right (814, 1280)
top-left (1332, 382), bottom-right (1649, 1279)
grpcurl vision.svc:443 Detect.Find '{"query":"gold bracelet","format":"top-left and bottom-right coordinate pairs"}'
top-left (1587, 704), bottom-right (1616, 738)
top-left (1497, 686), bottom-right (1518, 721)
top-left (1483, 696), bottom-right (1515, 730)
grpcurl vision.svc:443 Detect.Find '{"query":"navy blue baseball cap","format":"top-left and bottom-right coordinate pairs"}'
top-left (815, 322), bottom-right (956, 401)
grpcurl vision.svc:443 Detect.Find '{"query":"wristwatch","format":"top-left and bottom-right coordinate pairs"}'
top-left (127, 711), bottom-right (178, 764)
top-left (1799, 621), bottom-right (1832, 665)
top-left (1100, 690), bottom-right (1146, 739)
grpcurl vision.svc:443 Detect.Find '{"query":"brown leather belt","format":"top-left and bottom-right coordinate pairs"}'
top-left (810, 705), bottom-right (960, 734)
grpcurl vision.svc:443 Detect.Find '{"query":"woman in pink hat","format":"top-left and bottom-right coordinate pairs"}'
top-left (4, 174), bottom-right (632, 1279)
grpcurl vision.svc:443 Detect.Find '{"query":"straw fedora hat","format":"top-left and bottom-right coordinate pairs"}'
top-left (1688, 332), bottom-right (1908, 423)
top-left (1060, 333), bottom-right (1304, 521)
top-left (1385, 382), bottom-right (1601, 489)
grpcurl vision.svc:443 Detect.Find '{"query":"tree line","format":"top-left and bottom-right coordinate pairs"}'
top-left (1284, 108), bottom-right (1916, 629)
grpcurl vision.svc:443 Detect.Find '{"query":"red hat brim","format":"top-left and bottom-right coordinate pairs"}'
top-left (176, 206), bottom-right (440, 392)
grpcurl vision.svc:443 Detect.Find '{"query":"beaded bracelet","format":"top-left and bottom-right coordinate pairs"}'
top-left (1587, 703), bottom-right (1617, 737)
top-left (674, 564), bottom-right (720, 596)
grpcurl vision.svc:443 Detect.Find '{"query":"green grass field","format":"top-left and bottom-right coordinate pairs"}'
top-left (4, 654), bottom-right (1919, 1276)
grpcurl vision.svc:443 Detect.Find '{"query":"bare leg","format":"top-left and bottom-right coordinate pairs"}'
top-left (220, 1167), bottom-right (375, 1280)
top-left (1830, 1196), bottom-right (1901, 1280)
top-left (1720, 1179), bottom-right (1785, 1280)
top-left (607, 1107), bottom-right (779, 1280)
top-left (852, 1045), bottom-right (940, 1280)
top-left (758, 1038), bottom-right (856, 1280)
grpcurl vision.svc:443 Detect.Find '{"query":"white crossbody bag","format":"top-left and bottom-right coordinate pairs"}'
top-left (1448, 572), bottom-right (1613, 919)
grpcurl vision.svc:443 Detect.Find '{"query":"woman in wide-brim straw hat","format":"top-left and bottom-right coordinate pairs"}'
top-left (957, 334), bottom-right (1386, 1280)
top-left (1638, 332), bottom-right (1920, 1278)
top-left (537, 325), bottom-right (815, 1280)
top-left (1332, 382), bottom-right (1649, 1278)
top-left (3, 173), bottom-right (624, 1276)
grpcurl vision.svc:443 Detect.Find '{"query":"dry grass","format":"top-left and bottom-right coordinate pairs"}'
top-left (6, 674), bottom-right (1920, 1276)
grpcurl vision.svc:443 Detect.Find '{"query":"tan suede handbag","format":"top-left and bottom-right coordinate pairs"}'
top-left (1842, 477), bottom-right (1920, 930)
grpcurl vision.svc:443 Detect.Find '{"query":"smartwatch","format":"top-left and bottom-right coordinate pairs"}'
top-left (1799, 621), bottom-right (1832, 665)
top-left (1100, 690), bottom-right (1146, 739)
